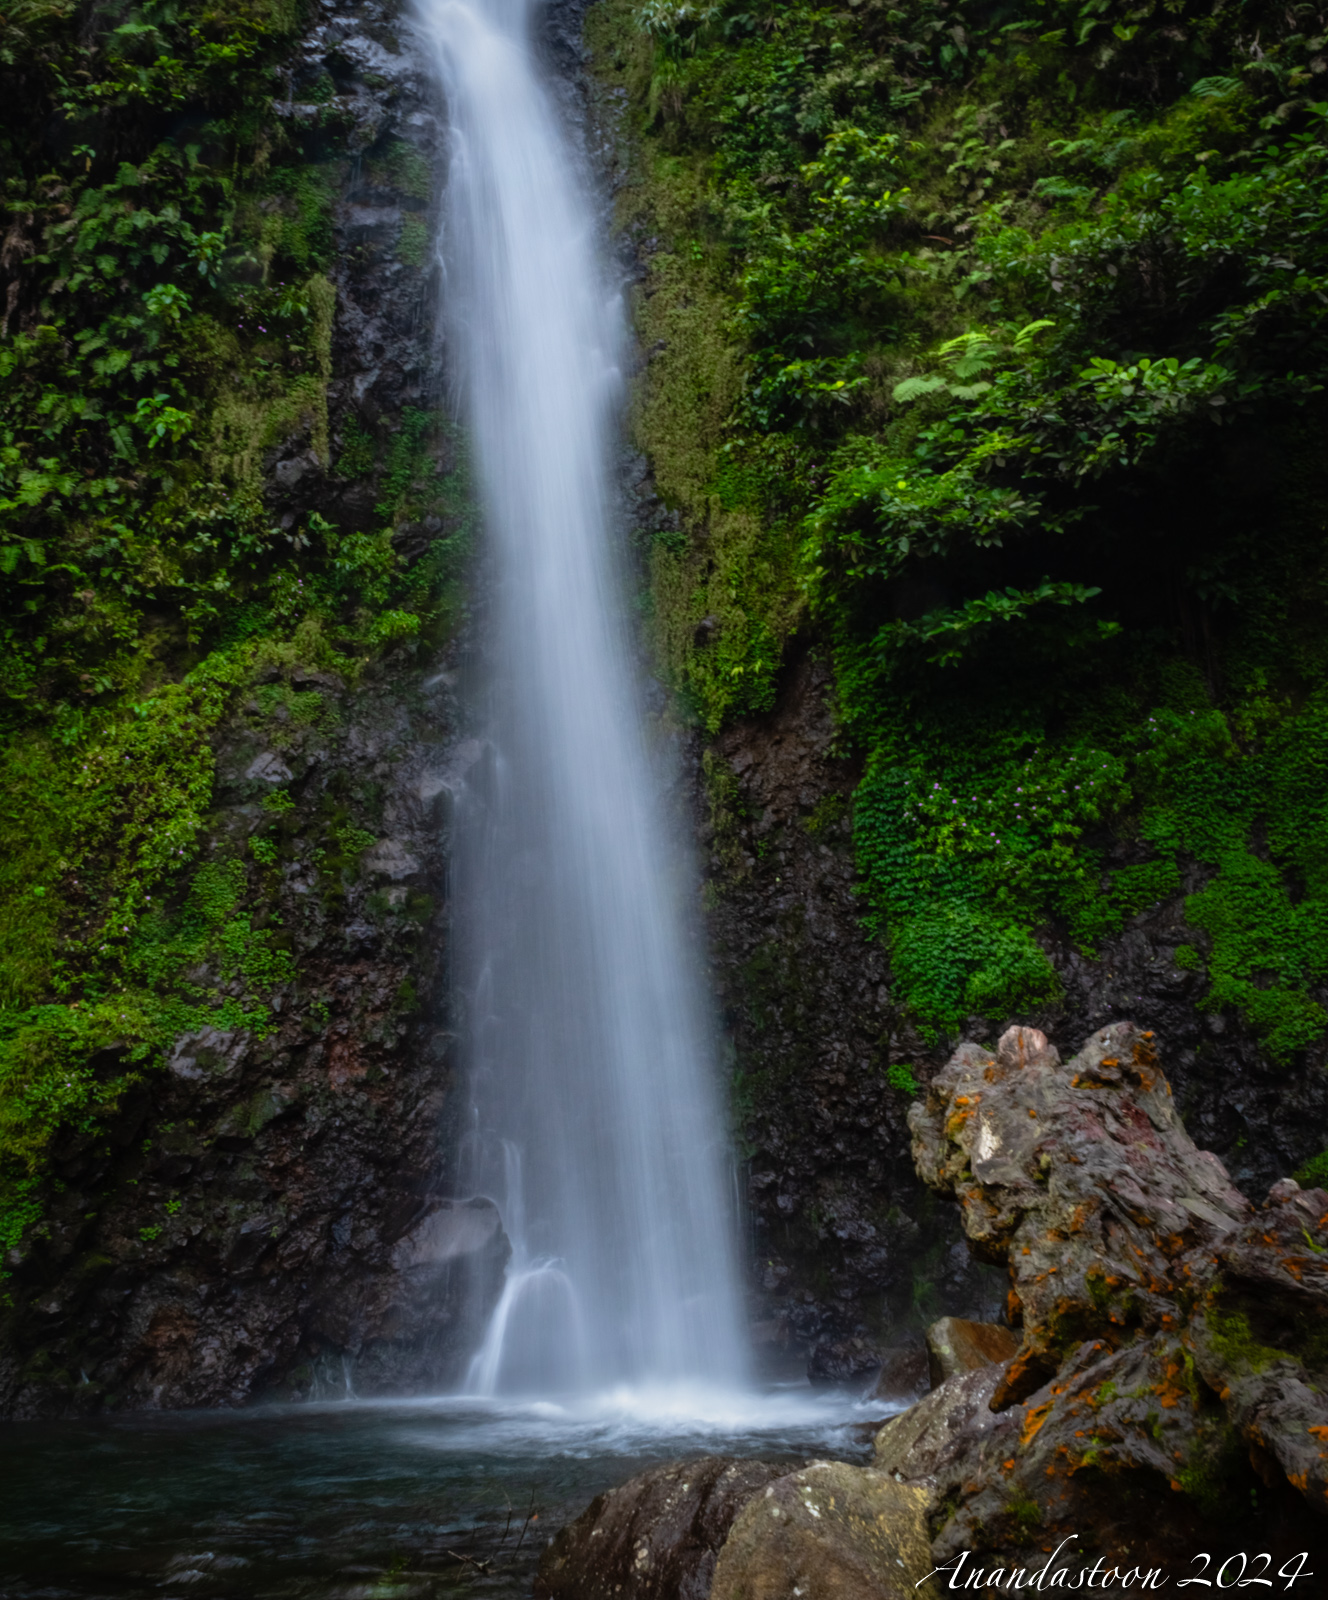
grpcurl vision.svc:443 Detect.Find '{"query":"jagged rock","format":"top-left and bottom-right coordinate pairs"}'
top-left (709, 1461), bottom-right (937, 1600)
top-left (897, 1022), bottom-right (1328, 1567)
top-left (866, 1343), bottom-right (930, 1406)
top-left (534, 1457), bottom-right (797, 1600)
top-left (910, 1022), bottom-right (1250, 1405)
top-left (924, 1315), bottom-right (1018, 1386)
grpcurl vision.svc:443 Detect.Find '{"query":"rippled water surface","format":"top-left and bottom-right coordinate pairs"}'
top-left (0, 1389), bottom-right (879, 1598)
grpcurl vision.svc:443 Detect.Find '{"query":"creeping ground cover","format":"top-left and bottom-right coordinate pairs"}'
top-left (588, 0), bottom-right (1328, 1077)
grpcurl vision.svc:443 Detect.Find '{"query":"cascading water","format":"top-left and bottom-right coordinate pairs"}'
top-left (422, 0), bottom-right (750, 1396)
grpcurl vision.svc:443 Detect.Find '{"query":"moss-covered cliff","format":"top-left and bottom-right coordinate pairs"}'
top-left (587, 0), bottom-right (1328, 1367)
top-left (0, 0), bottom-right (504, 1413)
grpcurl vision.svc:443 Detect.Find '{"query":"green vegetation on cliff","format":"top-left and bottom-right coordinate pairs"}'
top-left (590, 0), bottom-right (1328, 1052)
top-left (0, 0), bottom-right (461, 1258)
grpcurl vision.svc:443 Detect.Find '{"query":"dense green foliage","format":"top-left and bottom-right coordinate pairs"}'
top-left (592, 0), bottom-right (1328, 1053)
top-left (0, 0), bottom-right (463, 1256)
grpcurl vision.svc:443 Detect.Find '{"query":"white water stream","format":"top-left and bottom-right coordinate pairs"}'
top-left (422, 0), bottom-right (749, 1397)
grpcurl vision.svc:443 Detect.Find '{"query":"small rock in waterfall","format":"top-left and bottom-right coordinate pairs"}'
top-left (865, 1342), bottom-right (930, 1407)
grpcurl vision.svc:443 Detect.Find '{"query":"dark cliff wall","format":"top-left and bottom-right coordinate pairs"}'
top-left (0, 0), bottom-right (506, 1415)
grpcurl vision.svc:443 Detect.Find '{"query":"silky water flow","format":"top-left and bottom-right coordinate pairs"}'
top-left (422, 0), bottom-right (750, 1398)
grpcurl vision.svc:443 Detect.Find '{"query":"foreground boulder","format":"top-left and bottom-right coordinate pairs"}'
top-left (535, 1457), bottom-right (798, 1600)
top-left (910, 1022), bottom-right (1251, 1406)
top-left (902, 1022), bottom-right (1328, 1567)
top-left (710, 1461), bottom-right (936, 1600)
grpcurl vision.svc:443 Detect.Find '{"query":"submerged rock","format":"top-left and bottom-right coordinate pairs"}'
top-left (535, 1457), bottom-right (798, 1600)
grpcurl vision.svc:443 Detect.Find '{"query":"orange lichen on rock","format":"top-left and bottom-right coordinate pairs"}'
top-left (1021, 1400), bottom-right (1054, 1446)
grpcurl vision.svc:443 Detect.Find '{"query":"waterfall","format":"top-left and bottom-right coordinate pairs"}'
top-left (422, 0), bottom-right (750, 1395)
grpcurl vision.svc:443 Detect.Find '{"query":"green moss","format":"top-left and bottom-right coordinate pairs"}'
top-left (398, 214), bottom-right (430, 270)
top-left (588, 0), bottom-right (1328, 1058)
top-left (337, 418), bottom-right (377, 481)
top-left (1006, 1493), bottom-right (1041, 1536)
top-left (886, 1062), bottom-right (919, 1096)
top-left (701, 748), bottom-right (748, 877)
top-left (1203, 1303), bottom-right (1285, 1376)
top-left (1294, 1149), bottom-right (1328, 1189)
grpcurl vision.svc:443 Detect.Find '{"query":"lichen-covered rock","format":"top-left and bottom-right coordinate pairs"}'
top-left (910, 1022), bottom-right (1250, 1405)
top-left (925, 1315), bottom-right (1018, 1386)
top-left (896, 1023), bottom-right (1328, 1568)
top-left (534, 1457), bottom-right (797, 1600)
top-left (709, 1461), bottom-right (937, 1600)
top-left (1189, 1177), bottom-right (1328, 1513)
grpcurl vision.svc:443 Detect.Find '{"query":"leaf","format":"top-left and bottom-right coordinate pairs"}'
top-left (893, 374), bottom-right (950, 403)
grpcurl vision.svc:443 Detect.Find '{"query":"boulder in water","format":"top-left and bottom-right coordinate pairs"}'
top-left (709, 1461), bottom-right (937, 1600)
top-left (534, 1456), bottom-right (798, 1600)
top-left (864, 1343), bottom-right (930, 1407)
top-left (873, 1364), bottom-right (1004, 1484)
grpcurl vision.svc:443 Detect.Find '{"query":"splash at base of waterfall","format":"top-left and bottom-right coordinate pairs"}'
top-left (465, 1262), bottom-right (589, 1397)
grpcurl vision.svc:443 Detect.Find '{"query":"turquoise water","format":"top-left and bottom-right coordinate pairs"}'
top-left (0, 1391), bottom-right (874, 1597)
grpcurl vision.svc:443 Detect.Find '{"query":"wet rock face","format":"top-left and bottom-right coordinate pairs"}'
top-left (287, 0), bottom-right (442, 486)
top-left (698, 652), bottom-right (1004, 1371)
top-left (0, 666), bottom-right (506, 1415)
top-left (535, 1457), bottom-right (800, 1600)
